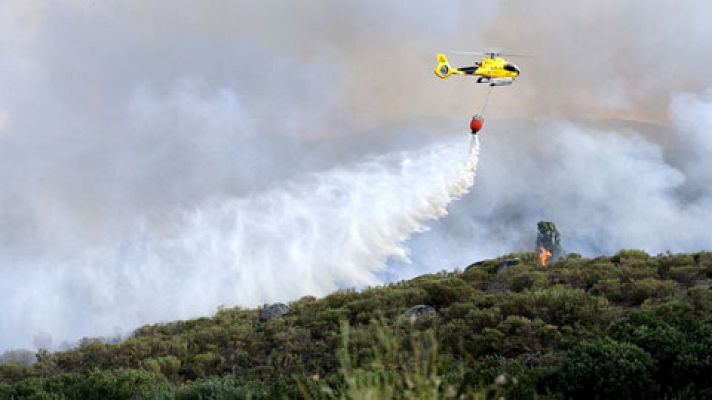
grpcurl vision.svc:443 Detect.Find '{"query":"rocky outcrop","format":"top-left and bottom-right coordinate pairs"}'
top-left (692, 279), bottom-right (712, 290)
top-left (403, 305), bottom-right (437, 318)
top-left (465, 260), bottom-right (486, 271)
top-left (465, 257), bottom-right (521, 273)
top-left (496, 258), bottom-right (521, 273)
top-left (259, 303), bottom-right (289, 321)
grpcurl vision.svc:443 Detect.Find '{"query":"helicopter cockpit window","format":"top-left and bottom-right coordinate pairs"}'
top-left (503, 64), bottom-right (519, 73)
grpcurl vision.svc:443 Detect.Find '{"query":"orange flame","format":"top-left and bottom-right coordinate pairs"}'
top-left (539, 246), bottom-right (552, 267)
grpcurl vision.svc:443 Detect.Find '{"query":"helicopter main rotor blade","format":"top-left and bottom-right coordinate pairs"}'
top-left (449, 50), bottom-right (534, 58)
top-left (499, 53), bottom-right (534, 58)
top-left (448, 50), bottom-right (488, 56)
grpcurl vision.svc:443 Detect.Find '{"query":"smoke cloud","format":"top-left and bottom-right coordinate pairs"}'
top-left (399, 92), bottom-right (712, 275)
top-left (2, 1), bottom-right (712, 349)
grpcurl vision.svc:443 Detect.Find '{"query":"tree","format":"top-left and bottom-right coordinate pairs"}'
top-left (536, 221), bottom-right (561, 259)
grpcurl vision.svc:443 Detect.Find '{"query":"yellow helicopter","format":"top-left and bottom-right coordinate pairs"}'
top-left (434, 51), bottom-right (521, 86)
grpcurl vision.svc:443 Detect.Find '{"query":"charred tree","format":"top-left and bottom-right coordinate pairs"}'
top-left (536, 221), bottom-right (561, 259)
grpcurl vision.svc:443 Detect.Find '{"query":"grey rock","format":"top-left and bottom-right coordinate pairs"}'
top-left (497, 258), bottom-right (521, 273)
top-left (465, 260), bottom-right (486, 272)
top-left (260, 303), bottom-right (289, 321)
top-left (692, 279), bottom-right (712, 290)
top-left (465, 257), bottom-right (521, 273)
top-left (403, 305), bottom-right (437, 318)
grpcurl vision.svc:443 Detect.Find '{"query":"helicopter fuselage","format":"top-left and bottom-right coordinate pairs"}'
top-left (434, 54), bottom-right (520, 85)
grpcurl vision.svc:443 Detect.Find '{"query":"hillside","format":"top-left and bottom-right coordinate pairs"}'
top-left (2, 250), bottom-right (712, 399)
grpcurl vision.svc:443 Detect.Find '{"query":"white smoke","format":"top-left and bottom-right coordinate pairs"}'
top-left (0, 135), bottom-right (478, 350)
top-left (398, 89), bottom-right (712, 276)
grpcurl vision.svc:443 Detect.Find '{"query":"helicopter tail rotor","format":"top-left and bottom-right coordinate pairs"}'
top-left (434, 53), bottom-right (455, 79)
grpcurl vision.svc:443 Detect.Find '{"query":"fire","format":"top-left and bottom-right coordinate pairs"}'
top-left (539, 246), bottom-right (552, 267)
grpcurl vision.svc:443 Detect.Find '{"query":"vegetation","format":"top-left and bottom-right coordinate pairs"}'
top-left (2, 250), bottom-right (712, 399)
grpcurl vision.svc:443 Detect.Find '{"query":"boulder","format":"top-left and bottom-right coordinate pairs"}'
top-left (465, 257), bottom-right (521, 273)
top-left (403, 305), bottom-right (437, 318)
top-left (464, 260), bottom-right (486, 272)
top-left (497, 258), bottom-right (521, 273)
top-left (692, 279), bottom-right (712, 290)
top-left (260, 303), bottom-right (289, 321)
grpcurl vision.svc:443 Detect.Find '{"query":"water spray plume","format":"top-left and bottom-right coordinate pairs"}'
top-left (1, 136), bottom-right (480, 350)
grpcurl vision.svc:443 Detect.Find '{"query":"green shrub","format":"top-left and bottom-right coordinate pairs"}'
top-left (639, 298), bottom-right (697, 331)
top-left (629, 278), bottom-right (677, 305)
top-left (2, 370), bottom-right (173, 400)
top-left (612, 249), bottom-right (650, 263)
top-left (471, 356), bottom-right (539, 400)
top-left (494, 316), bottom-right (560, 356)
top-left (177, 376), bottom-right (269, 400)
top-left (501, 285), bottom-right (611, 327)
top-left (668, 266), bottom-right (703, 286)
top-left (466, 306), bottom-right (501, 332)
top-left (591, 278), bottom-right (623, 302)
top-left (323, 290), bottom-right (361, 309)
top-left (345, 298), bottom-right (381, 323)
top-left (689, 288), bottom-right (712, 311)
top-left (183, 353), bottom-right (224, 379)
top-left (610, 317), bottom-right (685, 393)
top-left (510, 273), bottom-right (536, 292)
top-left (142, 356), bottom-right (181, 383)
top-left (550, 262), bottom-right (615, 290)
top-left (421, 277), bottom-right (474, 309)
top-left (695, 252), bottom-right (712, 276)
top-left (671, 322), bottom-right (712, 394)
top-left (0, 364), bottom-right (28, 385)
top-left (460, 268), bottom-right (490, 289)
top-left (658, 254), bottom-right (696, 278)
top-left (376, 287), bottom-right (428, 311)
top-left (558, 338), bottom-right (656, 399)
top-left (312, 321), bottom-right (488, 399)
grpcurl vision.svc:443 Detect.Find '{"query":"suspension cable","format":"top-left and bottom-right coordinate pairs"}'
top-left (478, 85), bottom-right (494, 116)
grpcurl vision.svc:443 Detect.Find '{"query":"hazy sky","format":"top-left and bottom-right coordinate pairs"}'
top-left (1, 1), bottom-right (712, 350)
top-left (2, 0), bottom-right (710, 259)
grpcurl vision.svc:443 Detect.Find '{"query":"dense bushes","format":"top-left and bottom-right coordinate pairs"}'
top-left (557, 338), bottom-right (656, 399)
top-left (175, 376), bottom-right (270, 400)
top-left (1, 251), bottom-right (711, 399)
top-left (0, 370), bottom-right (173, 400)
